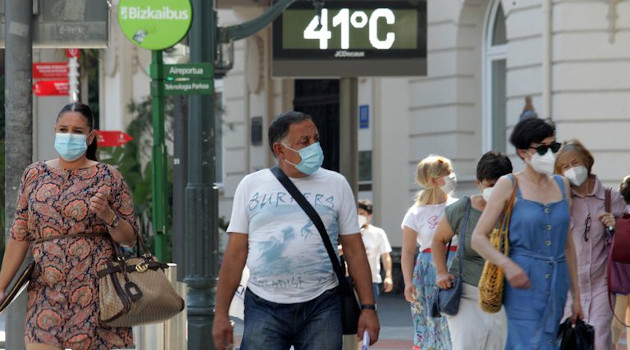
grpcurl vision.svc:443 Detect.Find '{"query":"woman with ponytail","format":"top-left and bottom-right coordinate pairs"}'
top-left (401, 155), bottom-right (458, 350)
top-left (0, 102), bottom-right (138, 349)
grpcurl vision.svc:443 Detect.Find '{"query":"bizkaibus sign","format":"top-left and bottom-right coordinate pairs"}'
top-left (118, 0), bottom-right (192, 50)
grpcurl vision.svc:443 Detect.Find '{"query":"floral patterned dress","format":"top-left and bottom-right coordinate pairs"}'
top-left (10, 161), bottom-right (138, 349)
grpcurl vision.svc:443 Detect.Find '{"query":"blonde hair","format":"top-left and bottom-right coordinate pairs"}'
top-left (414, 155), bottom-right (453, 206)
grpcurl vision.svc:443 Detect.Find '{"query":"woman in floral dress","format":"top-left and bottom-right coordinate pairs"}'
top-left (0, 102), bottom-right (138, 350)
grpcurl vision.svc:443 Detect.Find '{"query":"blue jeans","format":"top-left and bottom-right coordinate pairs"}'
top-left (241, 288), bottom-right (342, 350)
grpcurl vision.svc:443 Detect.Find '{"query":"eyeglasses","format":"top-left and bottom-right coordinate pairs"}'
top-left (584, 214), bottom-right (591, 242)
top-left (529, 142), bottom-right (561, 156)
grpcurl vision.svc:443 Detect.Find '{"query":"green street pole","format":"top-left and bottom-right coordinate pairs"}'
top-left (150, 50), bottom-right (168, 261)
top-left (185, 0), bottom-right (217, 348)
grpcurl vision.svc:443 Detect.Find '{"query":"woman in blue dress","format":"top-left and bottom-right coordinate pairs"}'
top-left (471, 118), bottom-right (584, 349)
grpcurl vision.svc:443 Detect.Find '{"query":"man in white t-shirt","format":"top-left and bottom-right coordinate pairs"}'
top-left (357, 200), bottom-right (393, 300)
top-left (212, 111), bottom-right (380, 350)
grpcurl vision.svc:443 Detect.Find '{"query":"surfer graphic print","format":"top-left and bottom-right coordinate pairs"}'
top-left (226, 167), bottom-right (359, 304)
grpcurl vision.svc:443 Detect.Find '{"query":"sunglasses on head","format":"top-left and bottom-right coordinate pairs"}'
top-left (528, 142), bottom-right (561, 156)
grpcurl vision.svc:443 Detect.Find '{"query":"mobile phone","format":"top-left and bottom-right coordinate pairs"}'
top-left (362, 330), bottom-right (370, 350)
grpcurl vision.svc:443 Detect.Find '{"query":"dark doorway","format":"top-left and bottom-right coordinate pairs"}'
top-left (293, 79), bottom-right (340, 171)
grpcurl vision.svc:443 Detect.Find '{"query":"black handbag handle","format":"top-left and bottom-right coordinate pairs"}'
top-left (270, 166), bottom-right (353, 295)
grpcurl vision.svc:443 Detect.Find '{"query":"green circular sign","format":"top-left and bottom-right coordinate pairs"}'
top-left (118, 0), bottom-right (192, 50)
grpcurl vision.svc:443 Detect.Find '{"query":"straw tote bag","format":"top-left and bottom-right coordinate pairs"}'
top-left (478, 175), bottom-right (518, 313)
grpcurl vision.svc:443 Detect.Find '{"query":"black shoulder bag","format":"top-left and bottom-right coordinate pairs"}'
top-left (271, 166), bottom-right (361, 335)
top-left (432, 197), bottom-right (471, 316)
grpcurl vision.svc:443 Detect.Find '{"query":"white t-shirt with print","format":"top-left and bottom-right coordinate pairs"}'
top-left (227, 168), bottom-right (359, 304)
top-left (361, 224), bottom-right (392, 283)
top-left (401, 197), bottom-right (457, 252)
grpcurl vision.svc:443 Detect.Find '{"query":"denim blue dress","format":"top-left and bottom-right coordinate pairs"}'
top-left (503, 175), bottom-right (571, 350)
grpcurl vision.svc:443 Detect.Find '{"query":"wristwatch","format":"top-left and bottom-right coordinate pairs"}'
top-left (361, 304), bottom-right (377, 311)
top-left (106, 215), bottom-right (120, 228)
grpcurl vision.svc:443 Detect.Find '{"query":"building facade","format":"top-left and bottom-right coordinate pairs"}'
top-left (90, 0), bottom-right (630, 249)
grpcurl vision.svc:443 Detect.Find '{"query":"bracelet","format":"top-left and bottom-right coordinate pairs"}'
top-left (361, 304), bottom-right (377, 311)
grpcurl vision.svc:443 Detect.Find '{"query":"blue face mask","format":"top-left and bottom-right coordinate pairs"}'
top-left (55, 133), bottom-right (88, 161)
top-left (284, 142), bottom-right (324, 175)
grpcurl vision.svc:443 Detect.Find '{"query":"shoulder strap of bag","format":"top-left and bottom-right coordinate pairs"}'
top-left (500, 175), bottom-right (519, 256)
top-left (270, 166), bottom-right (351, 294)
top-left (444, 198), bottom-right (471, 275)
top-left (604, 188), bottom-right (615, 240)
top-left (456, 198), bottom-right (471, 275)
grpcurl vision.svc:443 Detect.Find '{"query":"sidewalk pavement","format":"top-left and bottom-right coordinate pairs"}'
top-left (1, 299), bottom-right (629, 349)
top-left (232, 293), bottom-right (630, 350)
top-left (370, 293), bottom-right (414, 349)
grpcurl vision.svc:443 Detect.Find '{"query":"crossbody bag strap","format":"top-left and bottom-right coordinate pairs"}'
top-left (502, 174), bottom-right (519, 256)
top-left (455, 198), bottom-right (472, 276)
top-left (270, 166), bottom-right (350, 294)
top-left (443, 197), bottom-right (471, 271)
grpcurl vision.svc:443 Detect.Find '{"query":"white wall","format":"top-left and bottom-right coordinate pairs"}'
top-left (373, 78), bottom-right (411, 247)
top-left (218, 6), bottom-right (285, 223)
top-left (32, 49), bottom-right (71, 161)
top-left (551, 0), bottom-right (630, 187)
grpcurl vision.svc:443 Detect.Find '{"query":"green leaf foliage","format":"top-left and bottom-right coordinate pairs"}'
top-left (99, 96), bottom-right (174, 260)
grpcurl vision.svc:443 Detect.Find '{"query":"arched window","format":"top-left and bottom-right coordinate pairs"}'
top-left (483, 0), bottom-right (507, 152)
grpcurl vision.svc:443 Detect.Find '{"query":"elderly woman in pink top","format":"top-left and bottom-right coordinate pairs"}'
top-left (554, 139), bottom-right (626, 349)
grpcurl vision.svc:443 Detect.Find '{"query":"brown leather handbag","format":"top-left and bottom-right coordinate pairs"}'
top-left (97, 236), bottom-right (185, 327)
top-left (0, 261), bottom-right (35, 315)
top-left (478, 175), bottom-right (518, 313)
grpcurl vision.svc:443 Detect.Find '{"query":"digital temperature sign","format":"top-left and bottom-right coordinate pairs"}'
top-left (273, 0), bottom-right (426, 77)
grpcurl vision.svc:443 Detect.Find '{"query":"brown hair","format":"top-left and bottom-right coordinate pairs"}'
top-left (414, 155), bottom-right (453, 206)
top-left (620, 175), bottom-right (630, 204)
top-left (57, 102), bottom-right (98, 161)
top-left (553, 139), bottom-right (594, 175)
top-left (357, 199), bottom-right (373, 214)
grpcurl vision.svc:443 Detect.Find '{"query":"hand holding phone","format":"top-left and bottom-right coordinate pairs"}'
top-left (362, 329), bottom-right (370, 350)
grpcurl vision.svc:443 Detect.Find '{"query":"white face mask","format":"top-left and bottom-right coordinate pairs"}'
top-left (564, 165), bottom-right (588, 187)
top-left (482, 187), bottom-right (493, 202)
top-left (358, 215), bottom-right (368, 228)
top-left (440, 173), bottom-right (457, 195)
top-left (529, 149), bottom-right (556, 175)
